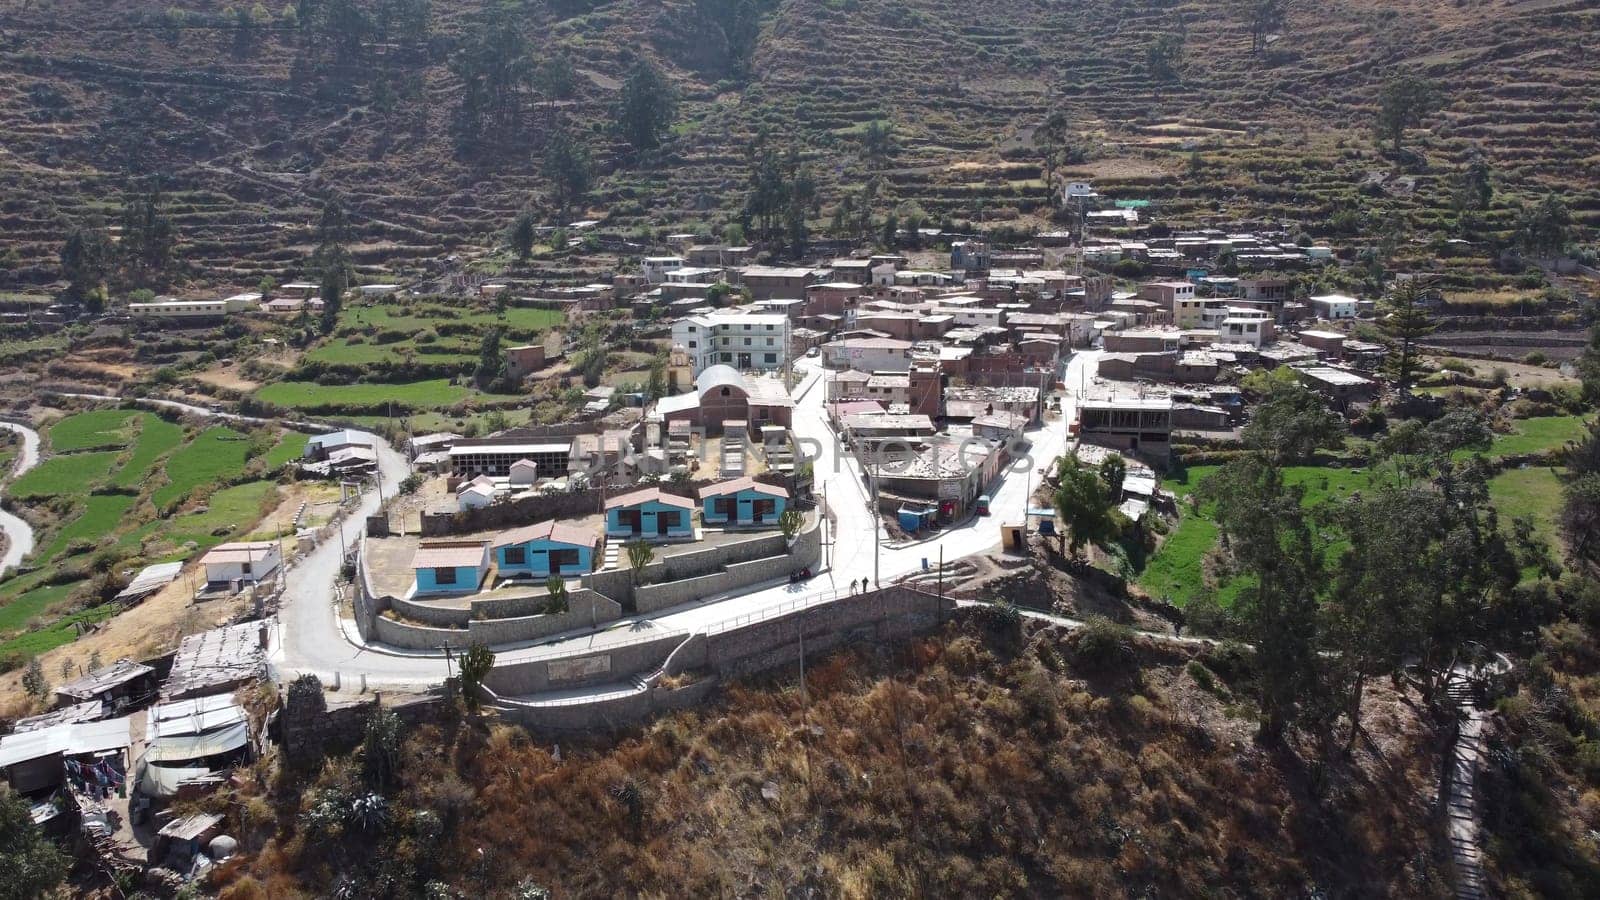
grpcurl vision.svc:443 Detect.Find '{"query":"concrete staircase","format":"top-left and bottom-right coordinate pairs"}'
top-left (720, 432), bottom-right (746, 478)
top-left (1445, 675), bottom-right (1488, 900)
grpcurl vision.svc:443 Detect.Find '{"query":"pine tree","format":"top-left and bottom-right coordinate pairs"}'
top-left (1379, 278), bottom-right (1437, 395)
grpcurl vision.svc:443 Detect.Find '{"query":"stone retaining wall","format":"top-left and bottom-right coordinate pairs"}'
top-left (391, 594), bottom-right (471, 628)
top-left (374, 614), bottom-right (472, 651)
top-left (479, 630), bottom-right (687, 696)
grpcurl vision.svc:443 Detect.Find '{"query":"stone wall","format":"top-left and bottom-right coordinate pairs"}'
top-left (489, 587), bottom-right (955, 731)
top-left (374, 614), bottom-right (472, 651)
top-left (479, 630), bottom-right (687, 696)
top-left (466, 590), bottom-right (622, 645)
top-left (391, 594), bottom-right (471, 628)
top-left (281, 688), bottom-right (449, 765)
top-left (588, 519), bottom-right (819, 611)
top-left (353, 539), bottom-right (384, 642)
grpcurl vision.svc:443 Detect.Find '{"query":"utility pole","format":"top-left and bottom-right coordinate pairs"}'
top-left (871, 450), bottom-right (881, 589)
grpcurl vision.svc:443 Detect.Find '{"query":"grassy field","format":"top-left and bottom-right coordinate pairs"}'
top-left (151, 425), bottom-right (252, 509)
top-left (256, 378), bottom-right (472, 411)
top-left (1488, 465), bottom-right (1567, 552)
top-left (264, 431), bottom-right (309, 468)
top-left (1139, 465), bottom-right (1377, 607)
top-left (32, 495), bottom-right (138, 564)
top-left (0, 582), bottom-right (77, 637)
top-left (47, 408), bottom-right (141, 451)
top-left (0, 601), bottom-right (119, 658)
top-left (163, 481), bottom-right (280, 550)
top-left (8, 451), bottom-right (121, 498)
top-left (111, 414), bottom-right (185, 487)
top-left (1487, 416), bottom-right (1592, 458)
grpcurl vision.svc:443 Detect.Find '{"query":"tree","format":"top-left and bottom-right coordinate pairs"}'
top-left (1379, 278), bottom-right (1438, 395)
top-left (507, 211), bottom-right (536, 263)
top-left (119, 180), bottom-right (179, 287)
top-left (1514, 193), bottom-right (1572, 257)
top-left (543, 575), bottom-right (569, 614)
top-left (450, 9), bottom-right (531, 139)
top-left (1145, 33), bottom-right (1184, 82)
top-left (1248, 0), bottom-right (1285, 54)
top-left (1201, 456), bottom-right (1326, 743)
top-left (624, 539), bottom-right (654, 582)
top-left (312, 196), bottom-right (351, 334)
top-left (1052, 457), bottom-right (1118, 557)
top-left (778, 507), bottom-right (803, 540)
top-left (361, 705), bottom-right (402, 790)
top-left (1453, 150), bottom-right (1493, 213)
top-left (1578, 325), bottom-right (1600, 405)
top-left (318, 263), bottom-right (346, 335)
top-left (535, 52), bottom-right (577, 104)
top-left (1562, 473), bottom-right (1600, 571)
top-left (457, 642), bottom-right (494, 710)
top-left (1242, 380), bottom-right (1346, 463)
top-left (59, 224), bottom-right (114, 310)
top-left (1328, 457), bottom-right (1527, 721)
top-left (695, 0), bottom-right (763, 79)
top-left (543, 129), bottom-right (592, 211)
top-left (1373, 74), bottom-right (1442, 153)
top-left (1036, 111), bottom-right (1072, 198)
top-left (474, 325), bottom-right (505, 389)
top-left (859, 119), bottom-right (897, 163)
top-left (0, 787), bottom-right (69, 898)
top-left (615, 57), bottom-right (677, 151)
top-left (20, 658), bottom-right (46, 699)
top-left (1098, 453), bottom-right (1126, 499)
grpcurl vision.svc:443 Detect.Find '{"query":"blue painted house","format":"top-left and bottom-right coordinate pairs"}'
top-left (698, 477), bottom-right (790, 528)
top-left (605, 487), bottom-right (695, 541)
top-left (410, 541), bottom-right (490, 595)
top-left (491, 520), bottom-right (600, 578)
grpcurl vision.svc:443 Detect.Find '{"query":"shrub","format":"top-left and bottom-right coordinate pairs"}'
top-left (1070, 618), bottom-right (1135, 673)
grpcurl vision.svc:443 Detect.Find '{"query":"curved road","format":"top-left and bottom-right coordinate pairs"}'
top-left (266, 351), bottom-right (1102, 691)
top-left (0, 421), bottom-right (42, 577)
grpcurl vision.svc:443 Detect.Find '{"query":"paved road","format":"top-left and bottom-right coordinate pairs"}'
top-left (0, 421), bottom-right (42, 577)
top-left (265, 351), bottom-right (1103, 691)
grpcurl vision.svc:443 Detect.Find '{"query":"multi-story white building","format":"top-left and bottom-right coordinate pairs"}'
top-left (128, 292), bottom-right (261, 320)
top-left (672, 310), bottom-right (792, 375)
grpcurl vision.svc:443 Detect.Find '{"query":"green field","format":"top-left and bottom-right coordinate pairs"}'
top-left (33, 495), bottom-right (138, 564)
top-left (303, 338), bottom-right (477, 367)
top-left (1486, 416), bottom-right (1592, 458)
top-left (1139, 465), bottom-right (1376, 606)
top-left (164, 481), bottom-right (280, 549)
top-left (1488, 465), bottom-right (1566, 551)
top-left (111, 414), bottom-right (185, 487)
top-left (152, 425), bottom-right (251, 508)
top-left (47, 408), bottom-right (141, 451)
top-left (256, 378), bottom-right (473, 411)
top-left (8, 451), bottom-right (121, 498)
top-left (0, 601), bottom-right (119, 658)
top-left (264, 431), bottom-right (309, 469)
top-left (0, 582), bottom-right (77, 636)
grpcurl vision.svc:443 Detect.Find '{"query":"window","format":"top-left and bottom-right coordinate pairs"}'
top-left (503, 546), bottom-right (527, 566)
top-left (435, 567), bottom-right (458, 585)
top-left (241, 561), bottom-right (253, 575)
top-left (549, 548), bottom-right (580, 569)
top-left (765, 353), bottom-right (777, 363)
top-left (744, 338), bottom-right (752, 346)
top-left (766, 324), bottom-right (774, 331)
top-left (688, 340), bottom-right (697, 348)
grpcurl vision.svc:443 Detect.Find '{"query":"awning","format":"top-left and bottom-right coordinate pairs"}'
top-left (139, 765), bottom-right (214, 798)
top-left (145, 723), bottom-right (249, 763)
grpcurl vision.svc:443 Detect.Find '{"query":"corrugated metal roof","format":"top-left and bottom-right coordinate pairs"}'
top-left (411, 542), bottom-right (488, 570)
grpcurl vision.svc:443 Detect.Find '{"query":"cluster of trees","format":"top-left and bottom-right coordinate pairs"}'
top-left (740, 136), bottom-right (818, 256)
top-left (693, 0), bottom-right (768, 80)
top-left (311, 196), bottom-right (353, 334)
top-left (1196, 410), bottom-right (1552, 745)
top-left (59, 180), bottom-right (179, 309)
top-left (292, 0), bottom-right (431, 69)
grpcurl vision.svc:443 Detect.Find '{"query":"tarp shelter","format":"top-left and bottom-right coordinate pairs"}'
top-left (145, 696), bottom-right (250, 765)
top-left (1026, 507), bottom-right (1057, 536)
top-left (0, 716), bottom-right (132, 793)
top-left (145, 724), bottom-right (249, 764)
top-left (139, 765), bottom-right (214, 798)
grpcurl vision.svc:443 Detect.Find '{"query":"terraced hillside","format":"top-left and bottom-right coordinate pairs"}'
top-left (0, 0), bottom-right (1594, 288)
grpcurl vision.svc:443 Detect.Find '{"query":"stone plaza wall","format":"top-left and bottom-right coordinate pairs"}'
top-left (479, 630), bottom-right (687, 696)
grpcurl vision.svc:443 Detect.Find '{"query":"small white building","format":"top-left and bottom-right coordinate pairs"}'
top-left (1309, 294), bottom-right (1360, 320)
top-left (643, 256), bottom-right (687, 284)
top-left (200, 541), bottom-right (282, 587)
top-left (508, 458), bottom-right (539, 486)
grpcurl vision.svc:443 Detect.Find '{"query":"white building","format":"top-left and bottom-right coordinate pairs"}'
top-left (200, 541), bottom-right (282, 586)
top-left (671, 310), bottom-right (791, 375)
top-left (643, 256), bottom-right (687, 284)
top-left (129, 292), bottom-right (259, 320)
top-left (821, 337), bottom-right (914, 373)
top-left (1309, 294), bottom-right (1360, 320)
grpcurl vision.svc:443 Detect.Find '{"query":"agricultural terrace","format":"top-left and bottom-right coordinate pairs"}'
top-left (0, 407), bottom-right (309, 664)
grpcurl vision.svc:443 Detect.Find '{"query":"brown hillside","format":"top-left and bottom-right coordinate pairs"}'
top-left (0, 0), bottom-right (1594, 286)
